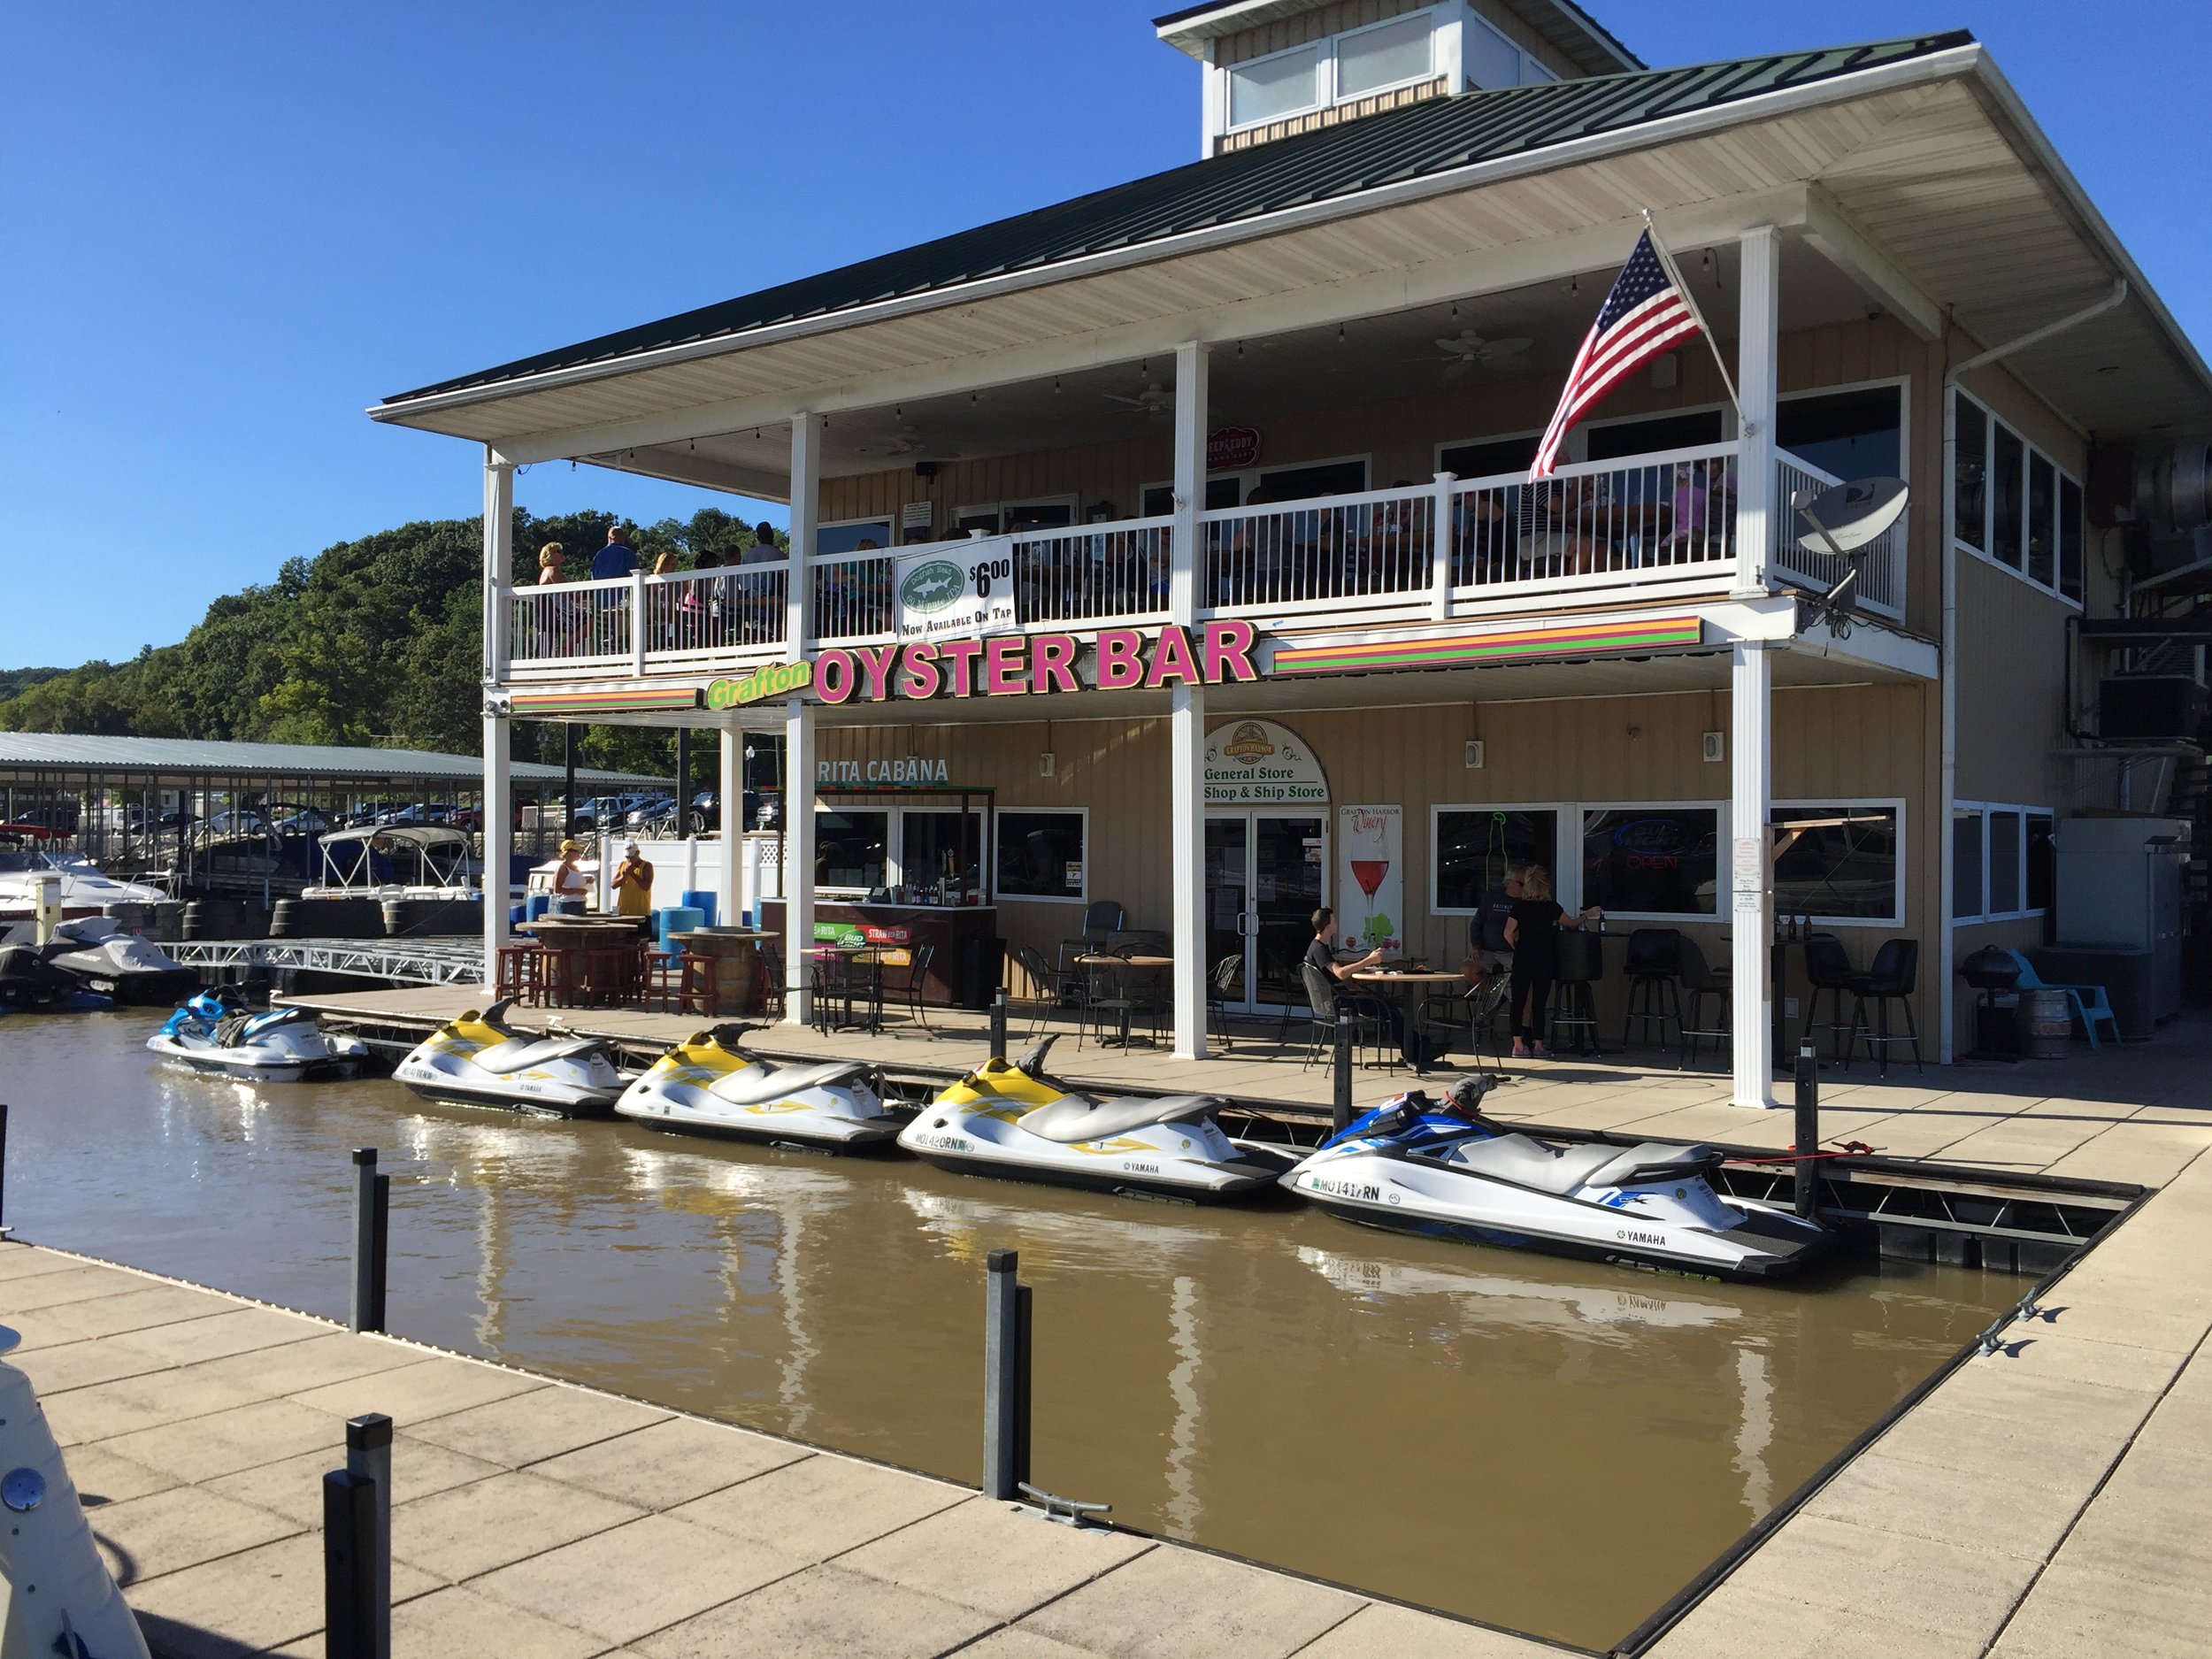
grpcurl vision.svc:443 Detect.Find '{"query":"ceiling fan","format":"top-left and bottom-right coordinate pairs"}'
top-left (1412, 329), bottom-right (1534, 379)
top-left (872, 424), bottom-right (959, 460)
top-left (1102, 379), bottom-right (1175, 419)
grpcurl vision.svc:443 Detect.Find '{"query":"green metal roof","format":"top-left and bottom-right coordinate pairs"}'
top-left (383, 32), bottom-right (1971, 407)
top-left (0, 733), bottom-right (664, 787)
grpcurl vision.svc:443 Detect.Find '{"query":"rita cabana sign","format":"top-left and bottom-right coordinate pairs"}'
top-left (706, 619), bottom-right (1260, 710)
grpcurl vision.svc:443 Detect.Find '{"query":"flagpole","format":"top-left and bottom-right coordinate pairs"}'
top-left (1641, 208), bottom-right (1747, 433)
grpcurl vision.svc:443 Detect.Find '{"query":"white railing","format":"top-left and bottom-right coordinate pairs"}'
top-left (1771, 450), bottom-right (1903, 619)
top-left (510, 574), bottom-right (635, 664)
top-left (641, 563), bottom-right (787, 661)
top-left (1201, 480), bottom-right (1440, 616)
top-left (814, 549), bottom-right (896, 642)
top-left (1012, 517), bottom-right (1175, 626)
top-left (1448, 442), bottom-right (1741, 603)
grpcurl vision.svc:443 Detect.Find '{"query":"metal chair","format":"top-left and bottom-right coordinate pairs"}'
top-left (1799, 933), bottom-right (1858, 1061)
top-left (892, 942), bottom-right (934, 1030)
top-left (1206, 954), bottom-right (1243, 1052)
top-left (1846, 938), bottom-right (1922, 1075)
top-left (1010, 942), bottom-right (1067, 1037)
top-left (757, 945), bottom-right (785, 1020)
top-left (1059, 899), bottom-right (1126, 981)
top-left (1620, 928), bottom-right (1684, 1052)
top-left (1675, 937), bottom-right (1732, 1069)
top-left (1298, 960), bottom-right (1386, 1071)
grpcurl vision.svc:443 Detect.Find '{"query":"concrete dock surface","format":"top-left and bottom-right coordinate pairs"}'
top-left (2, 1244), bottom-right (1547, 1659)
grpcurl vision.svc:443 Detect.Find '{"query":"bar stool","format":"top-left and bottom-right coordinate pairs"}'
top-left (1847, 939), bottom-right (1923, 1075)
top-left (678, 951), bottom-right (720, 1017)
top-left (495, 943), bottom-right (544, 1007)
top-left (1620, 928), bottom-right (1683, 1053)
top-left (539, 945), bottom-right (587, 1008)
top-left (1549, 930), bottom-right (1604, 1056)
top-left (1675, 937), bottom-right (1732, 1069)
top-left (583, 945), bottom-right (642, 1009)
top-left (1799, 933), bottom-right (1859, 1063)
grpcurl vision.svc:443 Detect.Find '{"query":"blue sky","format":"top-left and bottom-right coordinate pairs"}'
top-left (6, 1), bottom-right (2208, 667)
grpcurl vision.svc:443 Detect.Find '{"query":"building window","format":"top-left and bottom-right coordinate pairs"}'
top-left (2026, 812), bottom-right (2056, 913)
top-left (1778, 385), bottom-right (1903, 480)
top-left (1991, 426), bottom-right (2025, 570)
top-left (1772, 803), bottom-right (1902, 923)
top-left (1335, 13), bottom-right (1430, 97)
top-left (1952, 809), bottom-right (1984, 919)
top-left (1229, 43), bottom-right (1323, 127)
top-left (2028, 454), bottom-right (2056, 588)
top-left (817, 810), bottom-right (888, 893)
top-left (1581, 807), bottom-right (1719, 917)
top-left (2059, 476), bottom-right (2085, 602)
top-left (1954, 393), bottom-right (1987, 551)
top-left (1463, 12), bottom-right (1553, 88)
top-left (899, 810), bottom-right (985, 895)
top-left (1438, 433), bottom-right (1541, 480)
top-left (1432, 808), bottom-right (1560, 912)
top-left (996, 811), bottom-right (1087, 902)
top-left (817, 518), bottom-right (893, 556)
top-left (1988, 810), bottom-right (2023, 915)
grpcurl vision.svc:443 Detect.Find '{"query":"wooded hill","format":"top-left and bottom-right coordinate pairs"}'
top-left (0, 508), bottom-right (781, 775)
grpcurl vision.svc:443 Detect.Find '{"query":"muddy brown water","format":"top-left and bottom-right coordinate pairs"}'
top-left (5, 1010), bottom-right (2013, 1649)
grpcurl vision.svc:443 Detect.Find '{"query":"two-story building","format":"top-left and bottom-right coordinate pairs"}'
top-left (373, 2), bottom-right (2212, 1108)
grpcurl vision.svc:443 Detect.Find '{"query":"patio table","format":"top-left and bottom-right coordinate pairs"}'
top-left (1350, 968), bottom-right (1469, 1074)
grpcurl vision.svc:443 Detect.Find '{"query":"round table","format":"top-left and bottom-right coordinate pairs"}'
top-left (1349, 969), bottom-right (1470, 1073)
top-left (671, 927), bottom-right (774, 1017)
top-left (1074, 954), bottom-right (1173, 1047)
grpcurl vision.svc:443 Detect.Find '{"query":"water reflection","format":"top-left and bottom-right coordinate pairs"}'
top-left (2, 1012), bottom-right (2015, 1650)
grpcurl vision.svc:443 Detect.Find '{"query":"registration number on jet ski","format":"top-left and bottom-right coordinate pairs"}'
top-left (916, 1133), bottom-right (972, 1152)
top-left (1308, 1177), bottom-right (1383, 1202)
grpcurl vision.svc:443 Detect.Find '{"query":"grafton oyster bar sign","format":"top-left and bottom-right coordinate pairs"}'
top-left (705, 619), bottom-right (1260, 708)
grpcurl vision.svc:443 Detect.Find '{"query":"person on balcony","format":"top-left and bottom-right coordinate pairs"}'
top-left (593, 524), bottom-right (641, 580)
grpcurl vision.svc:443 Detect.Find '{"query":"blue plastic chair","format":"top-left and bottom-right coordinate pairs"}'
top-left (2002, 950), bottom-right (2120, 1050)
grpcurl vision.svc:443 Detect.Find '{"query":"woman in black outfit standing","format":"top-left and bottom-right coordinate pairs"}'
top-left (1503, 865), bottom-right (1596, 1060)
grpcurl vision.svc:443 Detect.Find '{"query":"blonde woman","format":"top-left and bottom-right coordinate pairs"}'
top-left (1502, 865), bottom-right (1599, 1059)
top-left (534, 542), bottom-right (575, 656)
top-left (536, 541), bottom-right (566, 584)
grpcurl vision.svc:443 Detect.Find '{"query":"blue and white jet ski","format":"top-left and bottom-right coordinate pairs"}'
top-left (1283, 1076), bottom-right (1829, 1282)
top-left (148, 990), bottom-right (369, 1081)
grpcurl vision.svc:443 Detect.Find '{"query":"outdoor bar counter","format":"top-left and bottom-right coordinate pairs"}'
top-left (761, 898), bottom-right (1003, 1010)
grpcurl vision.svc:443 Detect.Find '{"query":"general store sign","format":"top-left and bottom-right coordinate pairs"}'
top-left (708, 619), bottom-right (1259, 709)
top-left (1203, 720), bottom-right (1328, 806)
top-left (894, 539), bottom-right (1018, 642)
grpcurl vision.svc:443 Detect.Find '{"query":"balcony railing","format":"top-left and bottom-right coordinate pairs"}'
top-left (499, 441), bottom-right (1903, 677)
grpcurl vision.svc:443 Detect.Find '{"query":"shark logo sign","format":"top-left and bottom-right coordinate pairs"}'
top-left (893, 537), bottom-right (1018, 641)
top-left (899, 560), bottom-right (964, 615)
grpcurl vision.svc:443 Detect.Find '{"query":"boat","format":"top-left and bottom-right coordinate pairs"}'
top-left (615, 1024), bottom-right (906, 1151)
top-left (393, 999), bottom-right (631, 1117)
top-left (302, 825), bottom-right (478, 901)
top-left (6, 915), bottom-right (195, 1004)
top-left (147, 990), bottom-right (369, 1081)
top-left (0, 835), bottom-right (165, 921)
top-left (895, 1035), bottom-right (1295, 1202)
top-left (0, 940), bottom-right (90, 1009)
top-left (1281, 1076), bottom-right (1829, 1283)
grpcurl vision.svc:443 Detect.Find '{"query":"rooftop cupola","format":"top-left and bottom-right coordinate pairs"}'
top-left (1155, 0), bottom-right (1643, 155)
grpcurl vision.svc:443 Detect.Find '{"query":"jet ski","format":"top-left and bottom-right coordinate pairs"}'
top-left (0, 941), bottom-right (88, 1009)
top-left (896, 1035), bottom-right (1295, 1203)
top-left (1283, 1076), bottom-right (1829, 1282)
top-left (393, 999), bottom-right (632, 1118)
top-left (147, 989), bottom-right (369, 1081)
top-left (616, 1024), bottom-right (906, 1152)
top-left (11, 916), bottom-right (196, 1005)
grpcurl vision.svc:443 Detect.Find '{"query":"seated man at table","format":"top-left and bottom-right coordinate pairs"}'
top-left (1305, 908), bottom-right (1444, 1070)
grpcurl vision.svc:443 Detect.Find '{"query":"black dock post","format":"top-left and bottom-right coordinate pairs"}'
top-left (1793, 1042), bottom-right (1821, 1220)
top-left (0, 1102), bottom-right (12, 1239)
top-left (983, 1248), bottom-right (1032, 1502)
top-left (989, 989), bottom-right (1008, 1064)
top-left (342, 1413), bottom-right (391, 1655)
top-left (349, 1148), bottom-right (388, 1334)
top-left (1332, 1018), bottom-right (1354, 1133)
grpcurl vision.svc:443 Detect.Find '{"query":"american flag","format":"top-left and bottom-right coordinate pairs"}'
top-left (1530, 230), bottom-right (1703, 478)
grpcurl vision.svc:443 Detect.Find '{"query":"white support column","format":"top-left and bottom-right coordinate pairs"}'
top-left (1169, 342), bottom-right (1210, 628)
top-left (787, 414), bottom-right (819, 657)
top-left (718, 726), bottom-right (742, 927)
top-left (1730, 641), bottom-right (1775, 1109)
top-left (783, 698), bottom-right (816, 1025)
top-left (1171, 684), bottom-right (1208, 1059)
top-left (1732, 225), bottom-right (1781, 597)
top-left (1429, 471), bottom-right (1456, 620)
top-left (480, 455), bottom-right (514, 988)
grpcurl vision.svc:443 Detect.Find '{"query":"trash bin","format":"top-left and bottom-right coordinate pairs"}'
top-left (680, 889), bottom-right (718, 929)
top-left (2018, 987), bottom-right (2072, 1058)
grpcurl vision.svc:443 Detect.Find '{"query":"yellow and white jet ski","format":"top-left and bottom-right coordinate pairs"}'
top-left (393, 999), bottom-right (630, 1118)
top-left (615, 1024), bottom-right (905, 1151)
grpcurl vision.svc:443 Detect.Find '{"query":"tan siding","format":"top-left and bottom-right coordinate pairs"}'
top-left (1220, 77), bottom-right (1447, 151)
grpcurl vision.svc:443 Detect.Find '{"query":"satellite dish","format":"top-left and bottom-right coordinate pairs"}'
top-left (1793, 477), bottom-right (1908, 556)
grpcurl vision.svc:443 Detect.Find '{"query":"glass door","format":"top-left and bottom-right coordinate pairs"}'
top-left (1206, 812), bottom-right (1327, 1012)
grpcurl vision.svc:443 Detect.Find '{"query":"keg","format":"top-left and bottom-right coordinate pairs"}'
top-left (2019, 987), bottom-right (2073, 1059)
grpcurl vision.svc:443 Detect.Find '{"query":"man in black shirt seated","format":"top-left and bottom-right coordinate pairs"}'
top-left (1304, 907), bottom-right (1442, 1070)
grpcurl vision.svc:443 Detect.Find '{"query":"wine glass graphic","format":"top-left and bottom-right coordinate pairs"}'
top-left (1350, 857), bottom-right (1389, 946)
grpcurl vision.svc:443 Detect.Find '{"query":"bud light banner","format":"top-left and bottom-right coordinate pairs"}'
top-left (894, 537), bottom-right (1018, 642)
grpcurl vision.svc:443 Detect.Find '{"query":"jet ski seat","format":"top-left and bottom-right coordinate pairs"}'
top-left (710, 1060), bottom-right (872, 1104)
top-left (1446, 1134), bottom-right (1627, 1194)
top-left (1018, 1093), bottom-right (1222, 1144)
top-left (1584, 1142), bottom-right (1723, 1189)
top-left (472, 1035), bottom-right (610, 1073)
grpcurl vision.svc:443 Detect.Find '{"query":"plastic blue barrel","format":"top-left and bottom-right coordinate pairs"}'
top-left (526, 893), bottom-right (549, 922)
top-left (657, 905), bottom-right (706, 949)
top-left (509, 903), bottom-right (527, 926)
top-left (680, 889), bottom-right (717, 928)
